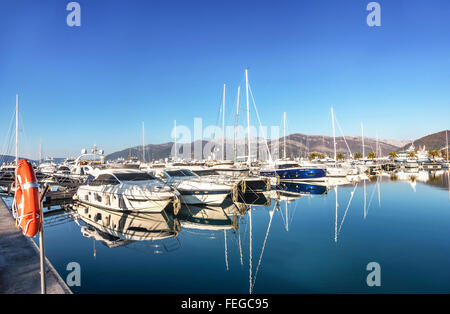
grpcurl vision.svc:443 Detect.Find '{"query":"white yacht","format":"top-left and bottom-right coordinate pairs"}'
top-left (38, 157), bottom-right (57, 175)
top-left (75, 169), bottom-right (181, 214)
top-left (52, 148), bottom-right (105, 184)
top-left (152, 168), bottom-right (236, 206)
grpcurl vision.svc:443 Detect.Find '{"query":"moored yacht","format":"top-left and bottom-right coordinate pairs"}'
top-left (260, 160), bottom-right (327, 182)
top-left (152, 168), bottom-right (236, 206)
top-left (75, 169), bottom-right (181, 214)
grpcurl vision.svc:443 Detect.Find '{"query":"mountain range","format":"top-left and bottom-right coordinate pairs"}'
top-left (105, 134), bottom-right (408, 161)
top-left (2, 130), bottom-right (447, 165)
top-left (398, 130), bottom-right (449, 152)
top-left (106, 130), bottom-right (448, 161)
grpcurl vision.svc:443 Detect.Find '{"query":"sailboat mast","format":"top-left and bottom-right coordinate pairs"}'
top-left (234, 86), bottom-right (240, 161)
top-left (376, 131), bottom-right (379, 158)
top-left (222, 84), bottom-right (226, 161)
top-left (15, 94), bottom-right (18, 165)
top-left (174, 120), bottom-right (177, 161)
top-left (142, 121), bottom-right (145, 163)
top-left (331, 106), bottom-right (337, 162)
top-left (39, 138), bottom-right (42, 165)
top-left (446, 129), bottom-right (449, 162)
top-left (249, 206), bottom-right (253, 294)
top-left (361, 122), bottom-right (365, 159)
top-left (283, 112), bottom-right (286, 159)
top-left (246, 69), bottom-right (251, 166)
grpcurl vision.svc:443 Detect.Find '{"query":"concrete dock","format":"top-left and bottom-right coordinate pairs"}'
top-left (0, 197), bottom-right (72, 294)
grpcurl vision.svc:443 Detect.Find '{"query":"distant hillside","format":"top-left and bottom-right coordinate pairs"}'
top-left (398, 130), bottom-right (449, 152)
top-left (0, 155), bottom-right (37, 165)
top-left (0, 155), bottom-right (65, 165)
top-left (273, 134), bottom-right (399, 158)
top-left (106, 134), bottom-right (400, 161)
top-left (106, 141), bottom-right (212, 161)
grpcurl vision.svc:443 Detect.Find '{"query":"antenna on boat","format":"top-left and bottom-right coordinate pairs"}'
top-left (222, 84), bottom-right (226, 161)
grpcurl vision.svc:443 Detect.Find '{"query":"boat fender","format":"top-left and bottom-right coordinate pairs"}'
top-left (266, 177), bottom-right (271, 191)
top-left (173, 219), bottom-right (181, 233)
top-left (173, 196), bottom-right (181, 216)
top-left (240, 180), bottom-right (246, 194)
top-left (232, 184), bottom-right (239, 203)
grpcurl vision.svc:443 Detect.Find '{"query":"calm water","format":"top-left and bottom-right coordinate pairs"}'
top-left (8, 171), bottom-right (450, 293)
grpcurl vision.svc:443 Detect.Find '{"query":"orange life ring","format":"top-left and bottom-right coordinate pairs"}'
top-left (13, 159), bottom-right (41, 237)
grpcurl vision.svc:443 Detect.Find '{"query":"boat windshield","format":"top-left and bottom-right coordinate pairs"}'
top-left (277, 163), bottom-right (300, 169)
top-left (166, 170), bottom-right (197, 177)
top-left (193, 170), bottom-right (220, 176)
top-left (90, 174), bottom-right (120, 186)
top-left (114, 172), bottom-right (157, 182)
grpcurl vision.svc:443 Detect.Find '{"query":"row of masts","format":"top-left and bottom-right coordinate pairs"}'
top-left (9, 75), bottom-right (450, 165)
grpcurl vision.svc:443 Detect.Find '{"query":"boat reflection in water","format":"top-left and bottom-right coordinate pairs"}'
top-left (177, 202), bottom-right (248, 231)
top-left (276, 181), bottom-right (329, 196)
top-left (72, 203), bottom-right (181, 250)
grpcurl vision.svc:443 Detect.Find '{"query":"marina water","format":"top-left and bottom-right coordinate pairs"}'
top-left (4, 171), bottom-right (450, 293)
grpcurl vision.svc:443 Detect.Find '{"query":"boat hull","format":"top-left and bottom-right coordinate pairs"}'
top-left (177, 189), bottom-right (230, 206)
top-left (260, 168), bottom-right (326, 181)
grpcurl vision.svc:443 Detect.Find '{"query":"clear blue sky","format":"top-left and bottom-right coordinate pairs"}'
top-left (1, 0), bottom-right (450, 159)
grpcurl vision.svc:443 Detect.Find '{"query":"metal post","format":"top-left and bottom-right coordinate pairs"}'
top-left (39, 184), bottom-right (49, 294)
top-left (39, 218), bottom-right (46, 294)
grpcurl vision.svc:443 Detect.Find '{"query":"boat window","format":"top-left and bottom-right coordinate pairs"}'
top-left (277, 163), bottom-right (300, 169)
top-left (193, 170), bottom-right (219, 176)
top-left (180, 169), bottom-right (197, 177)
top-left (166, 170), bottom-right (188, 177)
top-left (90, 174), bottom-right (120, 186)
top-left (114, 172), bottom-right (156, 181)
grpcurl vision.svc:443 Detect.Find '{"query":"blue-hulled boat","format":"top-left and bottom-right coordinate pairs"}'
top-left (260, 160), bottom-right (327, 182)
